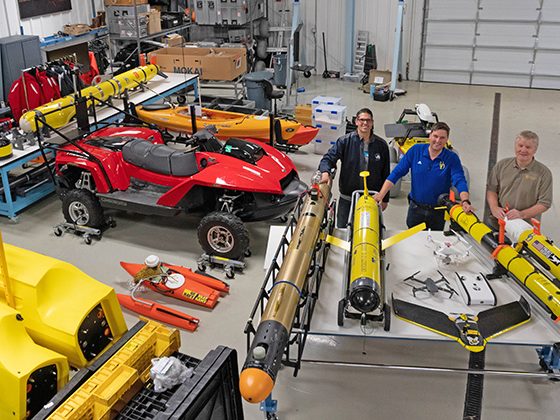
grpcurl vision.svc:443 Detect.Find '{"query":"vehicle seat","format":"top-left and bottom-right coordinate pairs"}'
top-left (122, 139), bottom-right (199, 177)
top-left (192, 130), bottom-right (223, 153)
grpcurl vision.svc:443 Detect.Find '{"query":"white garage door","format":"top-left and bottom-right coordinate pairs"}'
top-left (420, 0), bottom-right (560, 89)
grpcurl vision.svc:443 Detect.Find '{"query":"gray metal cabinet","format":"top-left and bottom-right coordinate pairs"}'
top-left (0, 35), bottom-right (42, 103)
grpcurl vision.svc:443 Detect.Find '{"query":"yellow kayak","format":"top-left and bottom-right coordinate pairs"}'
top-left (136, 104), bottom-right (319, 145)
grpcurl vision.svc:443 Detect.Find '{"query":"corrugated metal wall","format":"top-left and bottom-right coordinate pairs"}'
top-left (0, 0), bottom-right (103, 38)
top-left (0, 0), bottom-right (417, 78)
top-left (296, 0), bottom-right (410, 75)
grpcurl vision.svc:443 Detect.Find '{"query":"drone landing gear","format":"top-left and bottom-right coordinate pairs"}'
top-left (53, 217), bottom-right (116, 245)
top-left (197, 252), bottom-right (248, 279)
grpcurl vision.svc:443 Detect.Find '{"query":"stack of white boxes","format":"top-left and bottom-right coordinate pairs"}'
top-left (311, 96), bottom-right (347, 155)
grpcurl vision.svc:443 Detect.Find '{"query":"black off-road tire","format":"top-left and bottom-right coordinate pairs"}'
top-left (197, 212), bottom-right (250, 259)
top-left (62, 189), bottom-right (105, 228)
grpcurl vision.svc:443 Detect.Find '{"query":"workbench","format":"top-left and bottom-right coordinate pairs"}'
top-left (0, 145), bottom-right (54, 220)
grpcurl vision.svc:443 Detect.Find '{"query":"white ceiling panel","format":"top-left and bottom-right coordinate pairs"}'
top-left (422, 70), bottom-right (471, 84)
top-left (478, 0), bottom-right (540, 21)
top-left (424, 22), bottom-right (475, 45)
top-left (474, 49), bottom-right (533, 73)
top-left (424, 0), bottom-right (477, 20)
top-left (534, 51), bottom-right (560, 75)
top-left (420, 0), bottom-right (560, 89)
top-left (476, 22), bottom-right (536, 48)
top-left (471, 72), bottom-right (530, 87)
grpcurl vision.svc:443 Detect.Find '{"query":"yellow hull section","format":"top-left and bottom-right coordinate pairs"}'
top-left (2, 244), bottom-right (128, 368)
top-left (350, 193), bottom-right (382, 293)
top-left (19, 65), bottom-right (160, 133)
top-left (449, 205), bottom-right (560, 319)
top-left (0, 304), bottom-right (69, 420)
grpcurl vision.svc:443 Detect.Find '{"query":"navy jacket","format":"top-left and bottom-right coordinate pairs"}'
top-left (318, 131), bottom-right (390, 202)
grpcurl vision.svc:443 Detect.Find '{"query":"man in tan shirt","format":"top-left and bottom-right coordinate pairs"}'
top-left (487, 130), bottom-right (553, 228)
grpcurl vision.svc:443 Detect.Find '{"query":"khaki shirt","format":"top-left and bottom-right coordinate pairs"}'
top-left (487, 157), bottom-right (552, 225)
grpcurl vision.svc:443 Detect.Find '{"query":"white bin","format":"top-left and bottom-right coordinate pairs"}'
top-left (313, 104), bottom-right (347, 126)
top-left (313, 138), bottom-right (337, 155)
top-left (311, 95), bottom-right (343, 108)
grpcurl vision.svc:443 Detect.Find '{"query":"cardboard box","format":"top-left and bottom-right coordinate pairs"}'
top-left (104, 0), bottom-right (148, 6)
top-left (163, 33), bottom-right (184, 47)
top-left (363, 69), bottom-right (392, 93)
top-left (63, 24), bottom-right (91, 36)
top-left (147, 10), bottom-right (161, 35)
top-left (148, 47), bottom-right (247, 81)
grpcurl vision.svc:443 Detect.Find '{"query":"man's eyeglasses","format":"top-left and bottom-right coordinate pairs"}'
top-left (356, 118), bottom-right (373, 124)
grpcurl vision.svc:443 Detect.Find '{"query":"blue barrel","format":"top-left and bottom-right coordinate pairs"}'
top-left (244, 71), bottom-right (273, 110)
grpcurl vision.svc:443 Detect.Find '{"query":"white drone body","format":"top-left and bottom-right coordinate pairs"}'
top-left (427, 230), bottom-right (472, 266)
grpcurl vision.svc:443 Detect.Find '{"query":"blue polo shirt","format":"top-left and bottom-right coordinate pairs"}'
top-left (387, 144), bottom-right (468, 205)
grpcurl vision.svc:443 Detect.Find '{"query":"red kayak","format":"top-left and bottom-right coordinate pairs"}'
top-left (117, 294), bottom-right (199, 332)
top-left (120, 261), bottom-right (229, 309)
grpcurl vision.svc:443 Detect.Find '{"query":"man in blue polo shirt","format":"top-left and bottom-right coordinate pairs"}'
top-left (373, 122), bottom-right (473, 230)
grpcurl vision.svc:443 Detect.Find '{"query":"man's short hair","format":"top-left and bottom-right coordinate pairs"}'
top-left (516, 130), bottom-right (539, 147)
top-left (356, 108), bottom-right (373, 119)
top-left (431, 121), bottom-right (450, 136)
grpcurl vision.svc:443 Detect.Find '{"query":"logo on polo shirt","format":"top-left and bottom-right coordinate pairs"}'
top-left (417, 161), bottom-right (422, 165)
top-left (439, 161), bottom-right (445, 170)
top-left (375, 153), bottom-right (381, 161)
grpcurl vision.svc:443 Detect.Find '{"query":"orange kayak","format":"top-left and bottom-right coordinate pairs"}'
top-left (117, 294), bottom-right (199, 332)
top-left (120, 261), bottom-right (229, 309)
top-left (135, 104), bottom-right (319, 146)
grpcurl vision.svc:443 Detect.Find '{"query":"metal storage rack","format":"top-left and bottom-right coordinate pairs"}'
top-left (107, 0), bottom-right (193, 65)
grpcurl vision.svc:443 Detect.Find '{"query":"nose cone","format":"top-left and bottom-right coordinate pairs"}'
top-left (239, 368), bottom-right (274, 403)
top-left (19, 115), bottom-right (33, 133)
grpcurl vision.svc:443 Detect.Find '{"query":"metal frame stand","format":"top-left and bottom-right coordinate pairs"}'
top-left (537, 343), bottom-right (560, 375)
top-left (243, 194), bottom-right (335, 418)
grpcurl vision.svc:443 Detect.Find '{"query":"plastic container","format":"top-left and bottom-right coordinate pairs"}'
top-left (244, 71), bottom-right (274, 110)
top-left (313, 138), bottom-right (336, 155)
top-left (311, 95), bottom-right (343, 108)
top-left (117, 346), bottom-right (243, 420)
top-left (313, 104), bottom-right (347, 125)
top-left (314, 122), bottom-right (346, 141)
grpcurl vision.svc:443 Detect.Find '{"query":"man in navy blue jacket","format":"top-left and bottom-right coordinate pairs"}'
top-left (373, 122), bottom-right (473, 230)
top-left (318, 108), bottom-right (391, 228)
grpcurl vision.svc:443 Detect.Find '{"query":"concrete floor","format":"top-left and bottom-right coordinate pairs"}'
top-left (1, 76), bottom-right (559, 419)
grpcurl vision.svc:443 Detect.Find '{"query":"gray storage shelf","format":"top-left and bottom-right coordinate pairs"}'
top-left (0, 35), bottom-right (42, 104)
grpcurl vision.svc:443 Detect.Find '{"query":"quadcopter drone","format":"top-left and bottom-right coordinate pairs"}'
top-left (426, 230), bottom-right (472, 266)
top-left (403, 270), bottom-right (458, 298)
